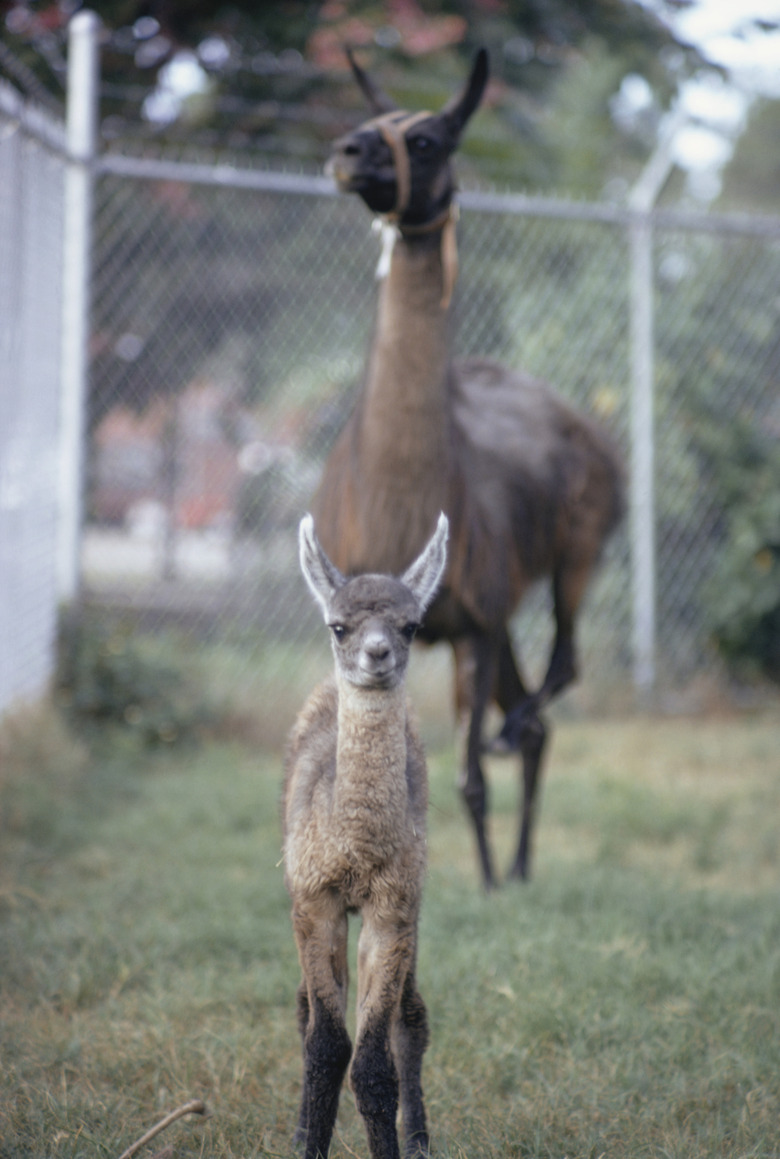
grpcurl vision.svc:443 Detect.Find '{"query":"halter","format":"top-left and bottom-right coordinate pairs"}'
top-left (363, 109), bottom-right (459, 309)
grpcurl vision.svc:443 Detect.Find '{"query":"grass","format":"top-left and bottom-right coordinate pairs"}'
top-left (1, 699), bottom-right (779, 1158)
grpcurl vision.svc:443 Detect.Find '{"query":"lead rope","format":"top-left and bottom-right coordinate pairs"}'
top-left (365, 109), bottom-right (459, 310)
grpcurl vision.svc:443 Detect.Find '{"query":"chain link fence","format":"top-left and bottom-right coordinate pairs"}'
top-left (83, 167), bottom-right (629, 727)
top-left (84, 157), bottom-right (780, 713)
top-left (2, 53), bottom-right (779, 727)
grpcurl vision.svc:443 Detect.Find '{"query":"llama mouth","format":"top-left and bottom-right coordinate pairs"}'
top-left (358, 663), bottom-right (398, 689)
top-left (325, 155), bottom-right (358, 191)
top-left (326, 156), bottom-right (396, 207)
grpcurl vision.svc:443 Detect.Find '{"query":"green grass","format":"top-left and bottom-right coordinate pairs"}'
top-left (1, 704), bottom-right (780, 1158)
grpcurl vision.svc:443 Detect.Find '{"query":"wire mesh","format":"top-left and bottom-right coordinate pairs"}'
top-left (84, 171), bottom-right (639, 723)
top-left (84, 159), bottom-right (780, 718)
top-left (3, 91), bottom-right (778, 724)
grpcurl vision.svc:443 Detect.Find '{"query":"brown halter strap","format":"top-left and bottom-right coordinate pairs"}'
top-left (363, 108), bottom-right (460, 310)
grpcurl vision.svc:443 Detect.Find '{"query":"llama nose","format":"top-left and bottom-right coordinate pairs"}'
top-left (365, 632), bottom-right (391, 661)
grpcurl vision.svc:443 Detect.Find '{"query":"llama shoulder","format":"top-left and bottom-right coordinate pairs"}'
top-left (282, 676), bottom-right (339, 816)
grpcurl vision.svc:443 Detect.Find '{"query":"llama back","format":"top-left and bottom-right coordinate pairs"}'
top-left (451, 356), bottom-right (625, 588)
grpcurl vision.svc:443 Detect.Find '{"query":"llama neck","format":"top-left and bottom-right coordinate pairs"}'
top-left (352, 233), bottom-right (452, 563)
top-left (334, 680), bottom-right (409, 825)
top-left (365, 235), bottom-right (450, 452)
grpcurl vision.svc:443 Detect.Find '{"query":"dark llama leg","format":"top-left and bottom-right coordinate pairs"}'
top-left (293, 903), bottom-right (350, 1158)
top-left (293, 982), bottom-right (310, 1146)
top-left (392, 970), bottom-right (430, 1158)
top-left (488, 627), bottom-right (548, 881)
top-left (300, 994), bottom-right (352, 1159)
top-left (353, 915), bottom-right (426, 1159)
top-left (507, 711), bottom-right (547, 881)
top-left (455, 634), bottom-right (498, 890)
top-left (350, 1018), bottom-right (401, 1159)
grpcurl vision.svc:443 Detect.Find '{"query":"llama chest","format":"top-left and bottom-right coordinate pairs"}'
top-left (286, 779), bottom-right (425, 908)
top-left (283, 667), bottom-right (430, 915)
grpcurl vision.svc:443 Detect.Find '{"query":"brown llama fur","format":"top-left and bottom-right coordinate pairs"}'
top-left (311, 48), bottom-right (625, 889)
top-left (283, 513), bottom-right (448, 1159)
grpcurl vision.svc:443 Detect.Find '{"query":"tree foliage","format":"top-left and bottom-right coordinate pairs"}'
top-left (654, 231), bottom-right (780, 684)
top-left (718, 96), bottom-right (780, 215)
top-left (2, 0), bottom-right (702, 189)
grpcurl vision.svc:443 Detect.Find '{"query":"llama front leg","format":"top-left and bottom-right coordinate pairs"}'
top-left (507, 711), bottom-right (547, 881)
top-left (537, 561), bottom-right (588, 708)
top-left (392, 967), bottom-right (430, 1157)
top-left (292, 903), bottom-right (352, 1159)
top-left (352, 911), bottom-right (425, 1159)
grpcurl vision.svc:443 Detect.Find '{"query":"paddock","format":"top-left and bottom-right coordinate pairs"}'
top-left (2, 694), bottom-right (779, 1157)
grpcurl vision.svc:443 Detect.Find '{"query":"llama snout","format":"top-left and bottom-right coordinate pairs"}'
top-left (359, 629), bottom-right (396, 682)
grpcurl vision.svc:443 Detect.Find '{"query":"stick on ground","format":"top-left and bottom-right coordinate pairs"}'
top-left (116, 1099), bottom-right (207, 1159)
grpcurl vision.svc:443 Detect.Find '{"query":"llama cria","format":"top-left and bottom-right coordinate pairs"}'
top-left (312, 48), bottom-right (625, 888)
top-left (283, 512), bottom-right (448, 1159)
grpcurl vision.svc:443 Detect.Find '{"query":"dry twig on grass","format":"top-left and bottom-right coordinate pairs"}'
top-left (116, 1099), bottom-right (207, 1159)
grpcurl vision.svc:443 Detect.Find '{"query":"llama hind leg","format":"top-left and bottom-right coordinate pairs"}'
top-left (293, 904), bottom-right (351, 1159)
top-left (453, 636), bottom-right (498, 890)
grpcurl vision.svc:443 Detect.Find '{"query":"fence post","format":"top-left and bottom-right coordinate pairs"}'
top-left (628, 213), bottom-right (656, 698)
top-left (57, 9), bottom-right (99, 602)
top-left (626, 109), bottom-right (683, 700)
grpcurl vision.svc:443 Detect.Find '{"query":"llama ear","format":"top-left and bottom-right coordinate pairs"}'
top-left (299, 514), bottom-right (346, 619)
top-left (346, 46), bottom-right (397, 114)
top-left (401, 513), bottom-right (449, 614)
top-left (441, 47), bottom-right (488, 140)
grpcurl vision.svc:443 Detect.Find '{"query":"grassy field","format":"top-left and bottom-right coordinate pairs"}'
top-left (1, 698), bottom-right (779, 1158)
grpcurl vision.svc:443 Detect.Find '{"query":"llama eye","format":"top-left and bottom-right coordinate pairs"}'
top-left (402, 622), bottom-right (419, 642)
top-left (408, 135), bottom-right (432, 155)
top-left (330, 624), bottom-right (348, 642)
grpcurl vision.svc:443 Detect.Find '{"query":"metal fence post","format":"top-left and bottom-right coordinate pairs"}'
top-left (628, 212), bottom-right (656, 697)
top-left (57, 9), bottom-right (99, 602)
top-left (626, 110), bottom-right (683, 700)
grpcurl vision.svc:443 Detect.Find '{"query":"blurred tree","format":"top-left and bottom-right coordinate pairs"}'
top-left (717, 96), bottom-right (780, 214)
top-left (653, 231), bottom-right (780, 684)
top-left (1, 0), bottom-right (702, 189)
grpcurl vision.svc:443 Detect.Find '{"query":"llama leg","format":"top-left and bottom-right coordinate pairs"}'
top-left (392, 965), bottom-right (430, 1157)
top-left (292, 901), bottom-right (351, 1159)
top-left (507, 711), bottom-right (547, 881)
top-left (487, 629), bottom-right (534, 753)
top-left (487, 629), bottom-right (548, 882)
top-left (537, 563), bottom-right (589, 707)
top-left (453, 636), bottom-right (497, 890)
top-left (293, 981), bottom-right (310, 1146)
top-left (505, 563), bottom-right (590, 879)
top-left (351, 910), bottom-right (421, 1159)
